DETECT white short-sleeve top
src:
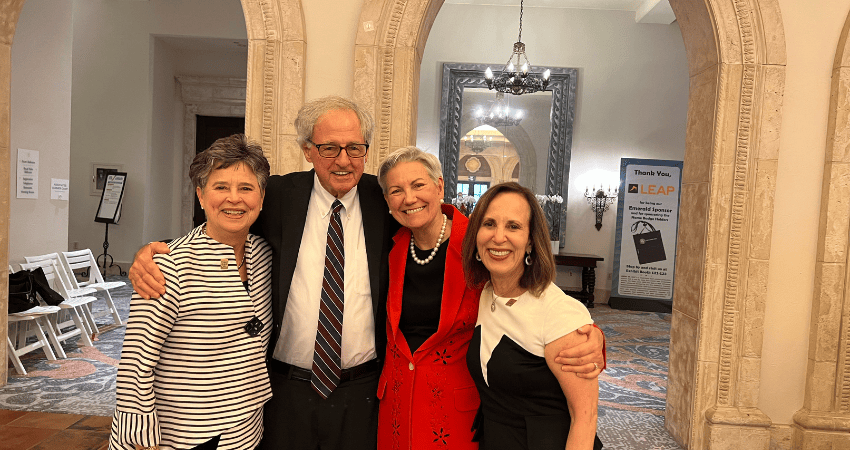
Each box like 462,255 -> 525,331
476,281 -> 593,384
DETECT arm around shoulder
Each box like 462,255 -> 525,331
128,242 -> 171,299
545,331 -> 599,450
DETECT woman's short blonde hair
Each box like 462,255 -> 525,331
377,146 -> 443,194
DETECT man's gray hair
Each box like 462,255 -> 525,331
294,96 -> 374,147
189,134 -> 270,191
377,146 -> 443,194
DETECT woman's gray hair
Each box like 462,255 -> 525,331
189,134 -> 270,191
294,96 -> 374,147
377,146 -> 443,194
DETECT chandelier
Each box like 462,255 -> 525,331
473,92 -> 524,128
485,0 -> 550,96
462,134 -> 493,153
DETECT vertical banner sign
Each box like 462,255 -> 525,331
611,158 -> 683,307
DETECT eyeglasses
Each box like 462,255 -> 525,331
307,140 -> 369,159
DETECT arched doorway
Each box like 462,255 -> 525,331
351,1 -> 786,448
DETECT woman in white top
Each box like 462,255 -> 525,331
110,134 -> 273,450
461,182 -> 603,450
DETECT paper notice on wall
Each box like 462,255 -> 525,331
51,178 -> 69,200
17,149 -> 39,199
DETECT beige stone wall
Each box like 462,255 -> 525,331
0,0 -> 26,387
791,8 -> 850,448
242,0 -> 306,176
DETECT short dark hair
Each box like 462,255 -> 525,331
462,182 -> 555,297
189,134 -> 270,191
294,96 -> 374,148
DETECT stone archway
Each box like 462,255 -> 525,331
0,0 -> 306,385
793,10 -> 850,447
353,1 -> 786,449
240,0 -> 306,175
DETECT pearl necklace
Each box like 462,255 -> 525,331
410,213 -> 447,265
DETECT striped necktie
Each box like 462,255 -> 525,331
311,199 -> 345,399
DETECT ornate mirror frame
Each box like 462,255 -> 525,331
438,62 -> 578,243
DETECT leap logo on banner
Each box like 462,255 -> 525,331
628,183 -> 675,195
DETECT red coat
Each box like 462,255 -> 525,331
377,205 -> 482,450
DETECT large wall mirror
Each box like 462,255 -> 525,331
439,63 -> 577,243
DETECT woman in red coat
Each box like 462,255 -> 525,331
376,147 -> 481,449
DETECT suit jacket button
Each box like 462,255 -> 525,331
408,362 -> 414,370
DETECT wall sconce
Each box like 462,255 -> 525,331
585,185 -> 618,231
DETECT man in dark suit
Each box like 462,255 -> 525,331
250,97 -> 392,449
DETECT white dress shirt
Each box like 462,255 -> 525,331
272,174 -> 377,369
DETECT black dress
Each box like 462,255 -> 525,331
466,283 -> 604,450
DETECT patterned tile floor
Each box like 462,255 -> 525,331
2,277 -> 684,449
0,410 -> 110,450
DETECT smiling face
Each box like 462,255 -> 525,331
475,192 -> 532,290
197,163 -> 264,244
303,109 -> 366,198
384,161 -> 445,233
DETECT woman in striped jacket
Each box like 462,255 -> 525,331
110,135 -> 272,450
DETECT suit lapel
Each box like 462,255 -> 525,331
274,171 -> 313,325
359,175 -> 387,319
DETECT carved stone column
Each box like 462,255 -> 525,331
665,0 -> 785,449
792,10 -> 850,449
354,0 -> 435,174
0,0 -> 27,388
241,0 -> 306,175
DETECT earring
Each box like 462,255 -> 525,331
475,252 -> 482,261
440,198 -> 444,204
525,252 -> 532,266
389,209 -> 392,214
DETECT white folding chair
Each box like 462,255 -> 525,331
7,264 -> 64,375
7,306 -> 62,376
25,253 -> 98,299
20,260 -> 97,352
60,249 -> 124,327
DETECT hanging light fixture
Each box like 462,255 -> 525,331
473,92 -> 524,128
462,134 -> 493,153
485,0 -> 550,96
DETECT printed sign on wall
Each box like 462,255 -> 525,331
611,158 -> 683,302
17,148 -> 39,199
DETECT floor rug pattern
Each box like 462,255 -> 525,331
2,278 -> 682,449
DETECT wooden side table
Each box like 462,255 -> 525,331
552,252 -> 604,308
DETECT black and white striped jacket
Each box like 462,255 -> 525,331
110,225 -> 273,449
